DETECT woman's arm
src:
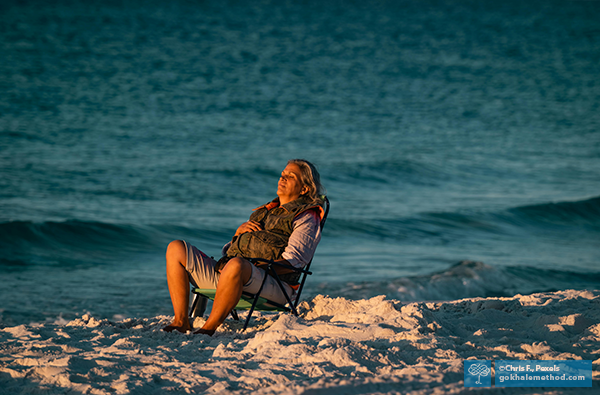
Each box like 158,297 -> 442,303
281,210 -> 322,268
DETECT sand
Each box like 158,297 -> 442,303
1,290 -> 598,394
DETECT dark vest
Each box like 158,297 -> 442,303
226,196 -> 322,284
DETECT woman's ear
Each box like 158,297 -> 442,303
301,185 -> 309,195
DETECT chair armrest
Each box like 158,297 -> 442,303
247,257 -> 313,275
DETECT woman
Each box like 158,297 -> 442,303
163,159 -> 326,335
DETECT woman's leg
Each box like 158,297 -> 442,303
195,257 -> 253,335
163,240 -> 192,333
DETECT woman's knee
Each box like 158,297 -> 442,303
222,257 -> 244,273
166,240 -> 186,264
221,257 -> 252,282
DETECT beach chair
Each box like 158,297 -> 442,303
189,196 -> 329,331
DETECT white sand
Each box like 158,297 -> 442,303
1,290 -> 599,394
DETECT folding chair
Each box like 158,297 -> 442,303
189,196 -> 330,331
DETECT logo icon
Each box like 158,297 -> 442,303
464,360 -> 491,387
469,363 -> 491,384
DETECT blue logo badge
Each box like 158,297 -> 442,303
464,360 -> 492,387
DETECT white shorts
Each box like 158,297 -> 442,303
182,240 -> 294,306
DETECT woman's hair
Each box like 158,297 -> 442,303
288,159 -> 326,202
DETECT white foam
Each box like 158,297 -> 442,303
1,290 -> 598,394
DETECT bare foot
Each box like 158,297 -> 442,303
162,323 -> 191,333
193,328 -> 215,336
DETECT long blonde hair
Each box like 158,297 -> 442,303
288,159 -> 326,202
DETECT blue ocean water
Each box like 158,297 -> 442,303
1,0 -> 599,326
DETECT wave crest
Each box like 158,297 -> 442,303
327,195 -> 600,241
0,220 -> 231,270
508,196 -> 600,227
315,260 -> 600,302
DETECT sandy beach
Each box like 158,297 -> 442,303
1,289 -> 598,394
2,0 -> 600,393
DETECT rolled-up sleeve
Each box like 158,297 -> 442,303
282,210 -> 322,269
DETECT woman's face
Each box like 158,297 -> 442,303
277,163 -> 308,204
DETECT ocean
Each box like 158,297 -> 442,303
1,0 -> 599,327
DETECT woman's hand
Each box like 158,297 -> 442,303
234,220 -> 263,236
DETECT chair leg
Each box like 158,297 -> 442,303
270,269 -> 299,316
243,271 -> 270,331
189,294 -> 198,318
230,310 -> 240,321
189,294 -> 208,318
